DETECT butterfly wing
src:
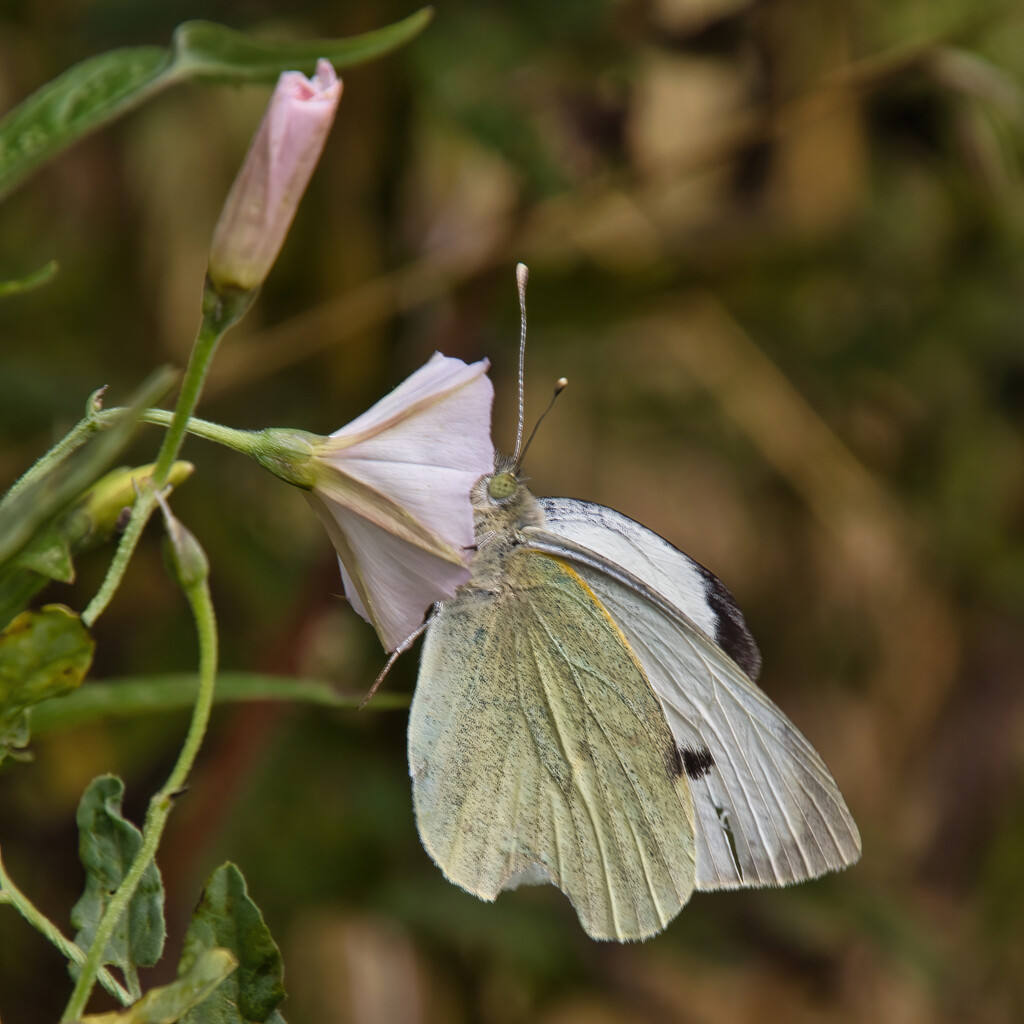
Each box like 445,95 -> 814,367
528,498 -> 861,890
409,548 -> 697,941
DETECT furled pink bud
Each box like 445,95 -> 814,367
303,353 -> 494,652
208,59 -> 342,293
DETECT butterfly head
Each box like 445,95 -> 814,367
487,470 -> 518,501
471,458 -> 543,541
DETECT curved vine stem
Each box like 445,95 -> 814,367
0,844 -> 131,1006
62,554 -> 219,1020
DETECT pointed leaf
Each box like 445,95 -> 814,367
71,775 -> 166,976
82,948 -> 238,1024
179,863 -> 285,1023
169,9 -> 433,83
0,604 -> 93,761
0,47 -> 170,200
8,525 -> 75,582
0,11 -> 432,201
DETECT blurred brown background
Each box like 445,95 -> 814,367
1,0 -> 1023,1021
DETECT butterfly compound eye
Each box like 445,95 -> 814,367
487,471 -> 517,501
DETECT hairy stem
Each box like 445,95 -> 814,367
94,407 -> 265,457
62,573 -> 219,1020
0,844 -> 131,1006
82,284 -> 252,628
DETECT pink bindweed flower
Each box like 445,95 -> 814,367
302,352 -> 494,652
208,59 -> 342,293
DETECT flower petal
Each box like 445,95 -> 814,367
316,352 -> 494,556
307,492 -> 472,651
307,352 -> 494,651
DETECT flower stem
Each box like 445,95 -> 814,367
0,413 -> 98,515
82,284 -> 253,628
61,572 -> 219,1021
0,844 -> 131,1006
152,286 -> 253,485
95,407 -> 266,457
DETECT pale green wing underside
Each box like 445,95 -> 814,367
409,552 -> 697,941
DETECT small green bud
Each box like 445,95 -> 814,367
161,511 -> 209,591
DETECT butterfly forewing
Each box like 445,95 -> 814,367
527,499 -> 862,890
410,548 -> 697,941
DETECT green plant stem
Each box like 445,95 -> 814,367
62,573 -> 219,1021
0,844 -> 131,1006
82,284 -> 253,628
0,370 -> 176,573
95,407 -> 265,457
152,288 -> 251,484
0,413 -> 98,515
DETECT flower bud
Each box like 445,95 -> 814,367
208,59 -> 342,294
158,501 -> 209,591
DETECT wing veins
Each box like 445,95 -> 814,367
520,618 -> 615,931
526,587 -> 682,893
432,620 -> 505,884
700,659 -> 780,877
623,810 -> 671,929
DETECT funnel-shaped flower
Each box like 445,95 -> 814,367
208,59 -> 342,294
304,353 -> 493,651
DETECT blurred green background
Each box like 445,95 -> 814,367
2,0 -> 1024,1020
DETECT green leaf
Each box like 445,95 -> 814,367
71,775 -> 166,980
168,9 -> 435,83
179,863 -> 285,1024
0,570 -> 50,641
0,47 -> 170,200
28,671 -> 409,735
0,259 -> 58,297
82,948 -> 238,1024
0,10 -> 433,201
0,604 -> 93,762
8,524 -> 75,582
0,367 -> 177,572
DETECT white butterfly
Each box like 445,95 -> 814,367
406,269 -> 861,942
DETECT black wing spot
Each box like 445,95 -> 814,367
695,564 -> 762,680
665,743 -> 685,780
681,745 -> 715,780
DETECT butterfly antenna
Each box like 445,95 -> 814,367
516,377 -> 568,471
512,262 -> 529,462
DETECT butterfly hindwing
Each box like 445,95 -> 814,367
409,547 -> 697,941
528,498 -> 862,890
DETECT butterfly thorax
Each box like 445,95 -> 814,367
463,465 -> 545,595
